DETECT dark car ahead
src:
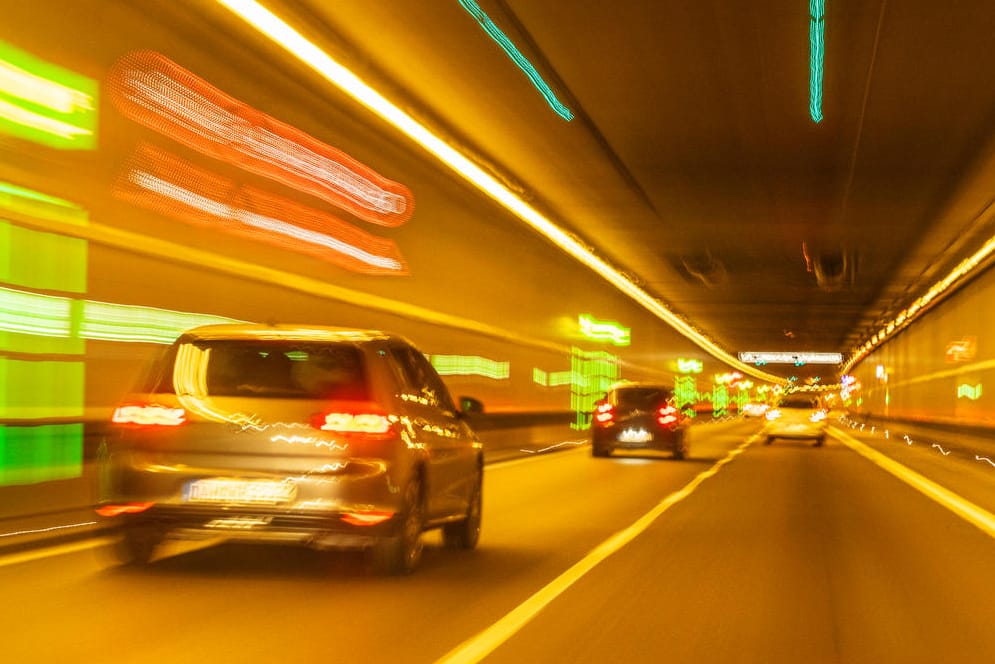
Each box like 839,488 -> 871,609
591,382 -> 690,459
98,324 -> 484,574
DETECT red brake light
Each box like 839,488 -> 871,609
96,502 -> 155,517
314,401 -> 393,435
341,511 -> 394,526
112,404 -> 186,426
594,402 -> 614,425
657,404 -> 678,426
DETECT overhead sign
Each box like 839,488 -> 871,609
738,351 -> 842,365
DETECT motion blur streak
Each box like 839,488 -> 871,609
115,144 -> 407,274
831,427 -> 995,538
435,436 -> 756,664
0,38 -> 97,149
107,50 -> 413,226
214,0 -> 784,385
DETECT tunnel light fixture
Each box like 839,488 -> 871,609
739,351 -> 842,365
457,0 -> 573,121
215,0 -> 784,384
809,0 -> 825,123
844,231 -> 995,372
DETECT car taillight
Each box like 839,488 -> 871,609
594,402 -> 614,425
341,510 -> 394,526
112,404 -> 186,426
95,502 -> 155,517
810,410 -> 827,422
657,405 -> 678,426
314,402 -> 394,435
765,409 -> 781,420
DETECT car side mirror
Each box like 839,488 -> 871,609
459,396 -> 484,416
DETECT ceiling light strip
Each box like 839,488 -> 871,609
809,0 -> 825,123
843,233 -> 995,373
457,0 -> 573,121
214,0 -> 782,384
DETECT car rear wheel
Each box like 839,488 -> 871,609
443,472 -> 482,550
673,432 -> 688,460
592,440 -> 612,457
372,476 -> 424,575
764,436 -> 774,445
113,525 -> 160,566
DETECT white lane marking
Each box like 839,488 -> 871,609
487,445 -> 587,470
521,439 -> 588,454
831,427 -> 995,539
977,456 -> 995,468
932,444 -> 951,456
436,435 -> 759,664
0,520 -> 98,539
0,536 -> 116,569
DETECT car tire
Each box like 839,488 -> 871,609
814,435 -> 826,447
764,436 -> 774,445
672,432 -> 688,460
592,444 -> 611,457
113,525 -> 160,566
443,471 -> 482,550
372,476 -> 424,575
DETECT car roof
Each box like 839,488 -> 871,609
179,323 -> 396,343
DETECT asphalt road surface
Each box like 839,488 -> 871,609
3,418 -> 994,663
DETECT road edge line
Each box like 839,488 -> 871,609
830,425 -> 995,539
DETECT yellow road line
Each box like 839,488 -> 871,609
830,426 -> 995,539
436,434 -> 760,663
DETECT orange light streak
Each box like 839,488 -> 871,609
107,50 -> 414,226
114,143 -> 407,275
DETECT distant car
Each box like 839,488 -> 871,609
763,393 -> 827,446
591,382 -> 690,459
97,324 -> 484,575
741,402 -> 770,418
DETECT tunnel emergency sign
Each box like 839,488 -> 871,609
738,351 -> 842,365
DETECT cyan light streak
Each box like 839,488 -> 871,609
458,0 -> 573,121
809,0 -> 825,122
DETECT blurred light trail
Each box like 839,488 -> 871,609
213,0 -> 784,384
115,144 -> 407,274
0,38 -> 97,149
457,0 -> 574,121
107,50 -> 413,226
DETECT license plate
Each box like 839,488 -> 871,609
617,428 -> 653,443
185,479 -> 296,505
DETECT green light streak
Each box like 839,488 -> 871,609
458,0 -> 574,121
430,354 -> 510,379
958,383 -> 982,400
0,424 -> 83,486
0,38 -> 98,149
0,286 -> 242,345
578,314 -> 631,346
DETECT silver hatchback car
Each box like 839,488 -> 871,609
97,324 -> 484,574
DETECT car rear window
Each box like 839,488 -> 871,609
613,387 -> 672,409
146,340 -> 370,400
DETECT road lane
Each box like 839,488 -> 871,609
474,430 -> 995,663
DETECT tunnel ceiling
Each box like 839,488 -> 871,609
252,0 -> 995,379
